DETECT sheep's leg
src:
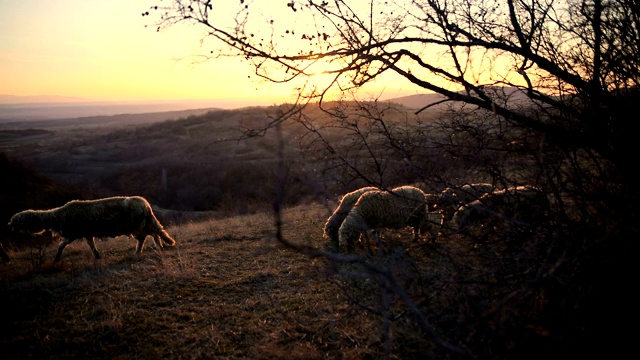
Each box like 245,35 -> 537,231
438,211 -> 455,236
134,235 -> 147,254
420,214 -> 441,243
151,235 -> 164,250
435,212 -> 445,238
84,237 -> 101,259
54,238 -> 75,262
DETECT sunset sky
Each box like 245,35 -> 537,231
0,0 -> 418,108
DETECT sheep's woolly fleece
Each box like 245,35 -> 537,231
323,186 -> 378,245
338,185 -> 430,250
433,183 -> 495,219
8,196 -> 176,262
452,185 -> 548,231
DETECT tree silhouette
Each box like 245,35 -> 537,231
145,0 -> 638,196
144,1 -> 638,358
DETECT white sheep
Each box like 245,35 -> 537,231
323,186 -> 378,246
8,195 -> 176,262
452,185 -> 548,236
338,185 -> 432,251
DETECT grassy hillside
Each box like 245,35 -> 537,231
0,199 -> 572,359
0,203 -> 436,359
0,102 -> 435,213
0,100 -> 629,359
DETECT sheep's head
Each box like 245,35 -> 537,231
424,193 -> 442,212
8,211 -> 47,236
338,213 -> 367,251
323,216 -> 343,244
323,224 -> 340,244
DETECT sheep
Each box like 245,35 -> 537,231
8,196 -> 176,262
434,183 -> 496,222
425,183 -> 495,239
451,185 -> 549,241
338,185 -> 432,251
323,186 -> 378,246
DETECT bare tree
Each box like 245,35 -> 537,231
144,1 -> 638,358
144,0 -> 639,218
144,1 -> 637,173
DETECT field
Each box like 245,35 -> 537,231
0,100 -> 628,359
1,201 -> 471,359
0,105 -> 450,358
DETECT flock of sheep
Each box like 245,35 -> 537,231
323,183 -> 549,252
4,183 -> 548,263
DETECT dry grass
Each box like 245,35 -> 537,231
0,200 -> 604,359
0,99 -> 630,359
0,203 -> 439,359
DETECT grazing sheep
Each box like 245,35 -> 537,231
8,196 -> 176,262
424,183 -> 495,239
452,185 -> 549,237
323,186 -> 378,246
338,185 -> 432,251
434,183 -> 496,222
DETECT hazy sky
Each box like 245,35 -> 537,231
0,1 -> 418,107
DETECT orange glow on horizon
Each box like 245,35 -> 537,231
0,1 -> 434,107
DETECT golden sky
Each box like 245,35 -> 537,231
0,0 -> 419,108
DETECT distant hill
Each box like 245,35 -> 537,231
1,87 -> 532,121
0,107 -> 224,130
384,87 -> 533,110
0,98 -> 231,121
0,94 -> 87,104
384,93 -> 448,110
